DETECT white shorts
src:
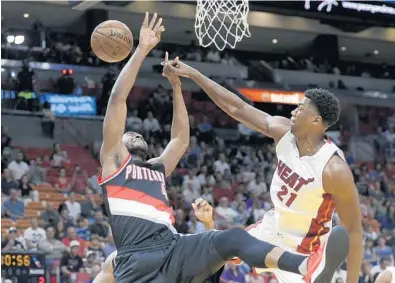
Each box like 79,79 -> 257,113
246,210 -> 306,283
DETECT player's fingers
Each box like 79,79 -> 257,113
165,51 -> 169,63
195,197 -> 203,204
142,12 -> 149,28
149,13 -> 157,29
191,203 -> 197,211
154,17 -> 163,31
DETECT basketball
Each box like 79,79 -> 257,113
91,20 -> 133,63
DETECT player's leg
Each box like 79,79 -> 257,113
212,226 -> 349,283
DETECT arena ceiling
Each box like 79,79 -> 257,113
2,1 -> 395,64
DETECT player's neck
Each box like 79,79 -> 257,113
294,134 -> 325,157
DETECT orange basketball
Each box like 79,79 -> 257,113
91,20 -> 133,63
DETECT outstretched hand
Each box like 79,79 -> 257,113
162,52 -> 181,85
192,198 -> 214,224
161,56 -> 196,78
139,12 -> 165,51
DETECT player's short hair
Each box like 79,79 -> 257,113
304,88 -> 340,127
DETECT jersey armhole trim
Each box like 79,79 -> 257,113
98,154 -> 132,185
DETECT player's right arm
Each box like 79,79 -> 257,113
100,13 -> 165,163
164,59 -> 290,143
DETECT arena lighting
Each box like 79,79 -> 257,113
272,39 -> 278,44
341,46 -> 347,51
23,13 -> 29,18
374,50 -> 379,55
238,88 -> 304,105
14,35 -> 25,45
69,69 -> 73,75
62,69 -> 67,75
6,35 -> 14,43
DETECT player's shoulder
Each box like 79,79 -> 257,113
323,154 -> 354,194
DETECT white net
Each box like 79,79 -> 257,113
195,0 -> 251,51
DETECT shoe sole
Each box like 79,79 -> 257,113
312,226 -> 350,283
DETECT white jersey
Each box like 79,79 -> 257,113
269,131 -> 345,254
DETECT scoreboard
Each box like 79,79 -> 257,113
1,252 -> 46,283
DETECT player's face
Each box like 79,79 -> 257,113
290,98 -> 322,135
122,132 -> 148,153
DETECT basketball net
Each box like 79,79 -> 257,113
195,0 -> 251,51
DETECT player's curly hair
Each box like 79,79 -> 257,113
304,88 -> 340,127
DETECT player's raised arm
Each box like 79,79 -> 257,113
100,13 -> 164,162
323,155 -> 363,283
164,59 -> 290,143
148,53 -> 189,176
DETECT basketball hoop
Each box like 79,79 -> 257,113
194,0 -> 251,51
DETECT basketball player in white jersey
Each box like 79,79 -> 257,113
376,267 -> 395,283
164,59 -> 363,283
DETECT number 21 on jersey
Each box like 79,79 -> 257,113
277,185 -> 298,207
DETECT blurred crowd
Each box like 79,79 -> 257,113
1,23 -> 395,283
2,89 -> 395,282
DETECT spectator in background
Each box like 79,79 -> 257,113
221,263 -> 246,283
152,84 -> 169,105
89,210 -> 109,239
87,234 -> 104,260
2,227 -> 25,251
28,157 -> 47,185
38,226 -> 67,260
84,251 -> 97,274
214,153 -> 230,174
19,174 -> 36,199
1,168 -> 18,195
374,237 -> 394,264
41,202 -> 60,228
71,165 -> 88,194
76,217 -> 91,241
59,206 -> 75,232
8,151 -> 29,181
88,167 -> 101,194
56,69 -> 75,94
215,197 -> 238,227
126,109 -> 143,133
17,61 -> 35,92
3,188 -> 25,220
198,116 -> 213,143
62,227 -> 86,256
24,218 -> 46,250
247,174 -> 268,196
65,192 -> 81,221
51,143 -> 69,168
41,102 -> 55,139
143,111 -> 161,134
60,240 -> 84,283
80,189 -> 98,218
54,168 -> 71,193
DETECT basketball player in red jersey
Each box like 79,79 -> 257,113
164,59 -> 363,283
99,12 -> 350,283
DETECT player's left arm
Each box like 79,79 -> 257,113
323,155 -> 363,283
148,53 -> 189,177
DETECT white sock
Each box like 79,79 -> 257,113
298,257 -> 308,276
